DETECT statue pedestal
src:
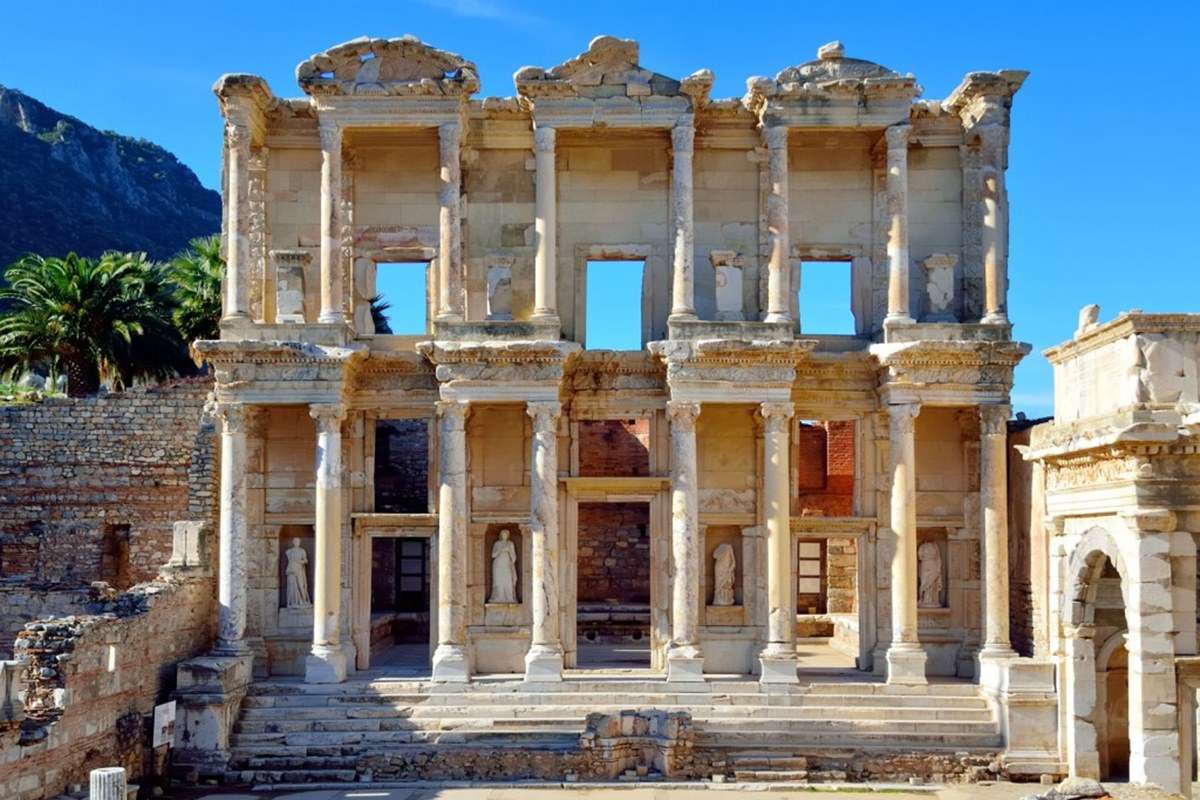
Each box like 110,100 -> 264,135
277,606 -> 313,632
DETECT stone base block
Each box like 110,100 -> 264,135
758,648 -> 799,685
524,644 -> 564,683
666,648 -> 705,684
885,642 -> 928,685
173,652 -> 254,777
976,644 -> 1017,694
305,645 -> 348,684
431,643 -> 470,683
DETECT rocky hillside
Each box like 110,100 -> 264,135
0,85 -> 220,266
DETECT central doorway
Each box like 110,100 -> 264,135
575,501 -> 652,668
368,535 -> 432,676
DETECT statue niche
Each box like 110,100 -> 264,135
917,540 -> 945,608
712,543 -> 736,607
488,529 -> 519,605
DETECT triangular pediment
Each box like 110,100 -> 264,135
296,35 -> 479,97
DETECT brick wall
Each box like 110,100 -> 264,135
796,420 -> 855,515
578,419 -> 651,477
0,378 -> 215,588
577,503 -> 650,604
1,575 -> 215,800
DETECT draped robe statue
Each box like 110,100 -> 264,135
712,542 -> 737,607
489,530 -> 518,604
917,541 -> 944,608
284,538 -> 311,609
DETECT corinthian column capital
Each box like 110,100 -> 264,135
884,123 -> 911,152
758,401 -> 794,433
436,399 -> 470,429
218,403 -> 259,434
309,403 -> 346,433
533,124 -> 556,153
888,402 -> 920,436
666,400 -> 701,431
527,400 -> 561,431
764,125 -> 788,151
671,122 -> 695,153
979,404 -> 1011,436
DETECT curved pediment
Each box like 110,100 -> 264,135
514,35 -> 712,106
296,35 -> 479,97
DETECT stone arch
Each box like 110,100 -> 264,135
1063,525 -> 1129,628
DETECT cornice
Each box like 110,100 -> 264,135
1044,312 -> 1200,364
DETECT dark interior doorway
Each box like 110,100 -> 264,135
576,502 -> 651,668
369,536 -> 431,675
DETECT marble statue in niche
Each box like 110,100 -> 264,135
284,538 -> 312,609
712,542 -> 736,606
489,530 -> 518,604
917,541 -> 944,608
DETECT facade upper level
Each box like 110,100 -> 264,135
211,35 -> 1027,354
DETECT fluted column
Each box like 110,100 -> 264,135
670,123 -> 697,321
318,122 -> 345,324
437,123 -> 464,323
532,125 -> 558,323
759,401 -> 798,684
214,403 -> 253,655
763,126 -> 791,324
884,124 -> 914,325
886,402 -> 926,685
666,401 -> 704,682
977,404 -> 1016,686
222,121 -> 251,322
979,125 -> 1009,324
306,403 -> 348,683
432,400 -> 470,682
525,401 -> 564,681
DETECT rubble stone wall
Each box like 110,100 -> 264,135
0,379 -> 216,588
0,587 -> 89,660
577,502 -> 651,605
0,575 -> 215,800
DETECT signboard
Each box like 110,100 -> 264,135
152,701 -> 176,748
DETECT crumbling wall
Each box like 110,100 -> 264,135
0,587 -> 89,660
0,575 -> 215,800
0,378 -> 216,588
577,503 -> 650,604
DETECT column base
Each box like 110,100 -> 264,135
667,311 -> 698,324
885,642 -> 928,685
976,643 -> 1018,693
666,645 -> 705,683
758,645 -> 799,685
431,643 -> 470,683
762,312 -> 791,325
981,312 -> 1010,325
305,644 -> 348,684
524,643 -> 564,683
212,637 -> 250,657
883,313 -> 915,326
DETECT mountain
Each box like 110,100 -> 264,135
0,85 -> 221,266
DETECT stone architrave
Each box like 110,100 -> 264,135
666,400 -> 704,682
886,402 -> 927,685
712,543 -> 736,607
306,403 -> 348,683
489,530 -> 518,604
525,400 -> 564,681
759,401 -> 799,684
433,400 -> 470,682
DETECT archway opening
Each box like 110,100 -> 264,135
1078,554 -> 1131,782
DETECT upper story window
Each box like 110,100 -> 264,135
584,259 -> 644,350
798,260 -> 855,335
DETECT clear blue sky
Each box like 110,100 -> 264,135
4,1 -> 1198,417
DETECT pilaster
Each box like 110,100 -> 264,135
525,400 -> 565,681
666,400 -> 704,682
432,399 -> 471,682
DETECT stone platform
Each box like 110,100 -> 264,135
223,675 -> 1003,787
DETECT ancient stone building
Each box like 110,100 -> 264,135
1018,309 -> 1200,796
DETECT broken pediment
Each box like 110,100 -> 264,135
296,35 -> 479,97
744,40 -> 921,118
514,35 -> 712,107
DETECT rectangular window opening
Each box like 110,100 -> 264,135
373,262 -> 428,335
585,260 -> 644,350
799,260 -> 855,335
374,419 -> 430,513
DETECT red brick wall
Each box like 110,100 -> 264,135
578,419 -> 650,477
576,503 -> 650,603
796,420 -> 855,515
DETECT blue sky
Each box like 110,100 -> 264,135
4,1 -> 1198,416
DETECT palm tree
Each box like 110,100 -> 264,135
168,234 -> 224,343
0,252 -> 186,397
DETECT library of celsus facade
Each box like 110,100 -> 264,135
174,33 -> 1066,784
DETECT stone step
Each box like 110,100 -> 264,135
803,682 -> 981,696
696,729 -> 1002,748
231,726 -> 585,748
224,768 -> 358,784
734,770 -> 811,782
407,703 -> 993,720
729,755 -> 810,770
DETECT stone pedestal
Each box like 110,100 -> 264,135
885,642 -> 928,686
173,654 -> 254,777
305,643 -> 348,684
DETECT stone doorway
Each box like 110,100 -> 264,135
1097,631 -> 1130,780
366,534 -> 434,676
575,501 -> 652,668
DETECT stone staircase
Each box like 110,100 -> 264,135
225,677 -> 1003,786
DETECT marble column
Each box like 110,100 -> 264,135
759,401 -> 798,684
525,401 -> 564,681
670,123 -> 697,321
432,400 -> 470,682
214,403 -> 253,655
978,403 -> 1017,687
531,125 -> 558,323
884,124 -> 914,326
886,402 -> 926,684
666,401 -> 704,682
763,126 -> 791,324
318,122 -> 344,324
222,121 -> 251,322
978,125 -> 1009,325
306,403 -> 348,683
437,123 -> 464,323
